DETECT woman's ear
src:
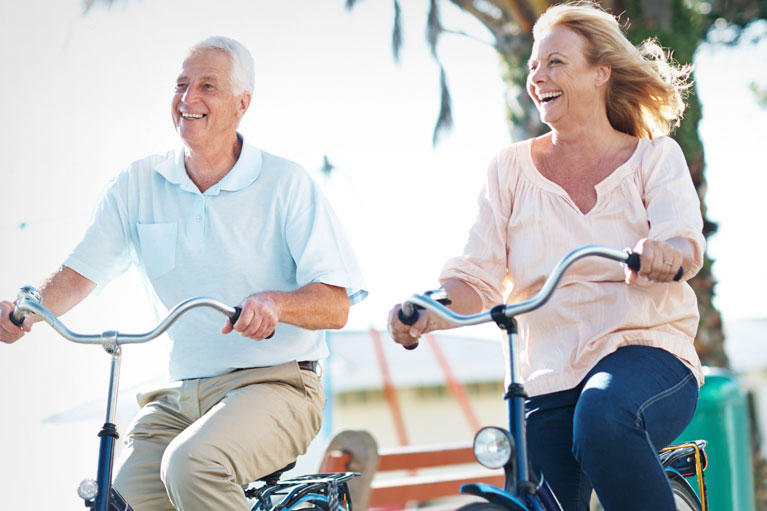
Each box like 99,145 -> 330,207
595,64 -> 611,87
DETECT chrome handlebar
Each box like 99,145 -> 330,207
12,290 -> 238,345
401,245 -> 636,328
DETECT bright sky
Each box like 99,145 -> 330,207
0,0 -> 765,508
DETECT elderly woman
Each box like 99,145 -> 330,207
387,3 -> 704,511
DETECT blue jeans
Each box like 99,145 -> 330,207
525,345 -> 699,511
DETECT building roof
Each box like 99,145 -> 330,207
326,329 -> 505,393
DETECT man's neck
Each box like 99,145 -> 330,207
183,135 -> 243,193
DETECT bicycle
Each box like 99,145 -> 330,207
396,245 -> 709,511
9,288 -> 357,511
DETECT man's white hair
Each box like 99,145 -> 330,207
188,36 -> 255,96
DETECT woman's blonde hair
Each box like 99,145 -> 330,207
532,2 -> 693,138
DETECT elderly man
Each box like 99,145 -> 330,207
0,36 -> 366,510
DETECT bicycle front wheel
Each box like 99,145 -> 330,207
590,477 -> 702,511
455,502 -> 529,511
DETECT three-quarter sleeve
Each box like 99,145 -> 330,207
439,154 -> 511,309
642,138 -> 706,280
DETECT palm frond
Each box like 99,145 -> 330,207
432,64 -> 453,145
426,0 -> 443,57
750,81 -> 767,109
345,0 -> 364,10
82,0 -> 117,14
392,0 -> 403,61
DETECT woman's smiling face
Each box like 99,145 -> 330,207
526,26 -> 608,130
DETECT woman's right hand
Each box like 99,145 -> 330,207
387,303 -> 450,348
388,280 -> 483,348
0,301 -> 30,344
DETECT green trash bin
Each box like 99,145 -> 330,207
675,367 -> 755,511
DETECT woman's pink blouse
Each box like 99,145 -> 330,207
440,136 -> 705,397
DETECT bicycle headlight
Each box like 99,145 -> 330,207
77,478 -> 99,501
473,426 -> 514,469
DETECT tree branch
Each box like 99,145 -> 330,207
448,0 -> 507,36
448,0 -> 535,58
498,0 -> 538,33
441,28 -> 497,48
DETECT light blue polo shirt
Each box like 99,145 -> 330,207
65,136 -> 367,380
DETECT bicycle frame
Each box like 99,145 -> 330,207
401,245 -> 704,511
459,313 -> 563,511
12,292 -> 358,511
13,293 -> 238,511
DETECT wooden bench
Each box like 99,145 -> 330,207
319,431 -> 504,511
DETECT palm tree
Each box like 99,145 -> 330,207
346,0 -> 765,369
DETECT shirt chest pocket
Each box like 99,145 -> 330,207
137,222 -> 177,278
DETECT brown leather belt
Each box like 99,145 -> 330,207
297,360 -> 318,373
230,361 -> 318,376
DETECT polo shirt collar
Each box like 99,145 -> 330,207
154,133 -> 263,195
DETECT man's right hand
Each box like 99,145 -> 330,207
0,301 -> 31,344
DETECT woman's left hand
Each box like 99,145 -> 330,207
626,238 -> 686,284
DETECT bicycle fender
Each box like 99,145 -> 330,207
460,483 -> 529,511
664,467 -> 700,495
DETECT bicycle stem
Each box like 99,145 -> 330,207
104,339 -> 122,425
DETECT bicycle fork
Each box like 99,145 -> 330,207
78,334 -> 132,510
459,311 -> 564,511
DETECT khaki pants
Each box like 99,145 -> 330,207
113,361 -> 325,511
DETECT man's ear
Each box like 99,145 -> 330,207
238,92 -> 252,117
595,64 -> 611,87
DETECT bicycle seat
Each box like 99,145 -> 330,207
258,461 -> 297,485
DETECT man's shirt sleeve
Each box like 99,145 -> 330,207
284,173 -> 367,305
64,178 -> 134,286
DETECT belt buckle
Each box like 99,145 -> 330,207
298,360 -> 317,373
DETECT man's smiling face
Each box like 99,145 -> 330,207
171,49 -> 249,149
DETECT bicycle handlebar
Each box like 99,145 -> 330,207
9,291 -> 273,345
398,245 -> 683,341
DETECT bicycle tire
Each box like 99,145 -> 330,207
669,477 -> 702,511
590,477 -> 702,511
455,501 -> 529,511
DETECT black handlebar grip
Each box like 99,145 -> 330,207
398,306 -> 420,326
230,306 -> 275,339
626,252 -> 684,282
8,310 -> 24,328
398,306 -> 420,350
230,306 -> 242,326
